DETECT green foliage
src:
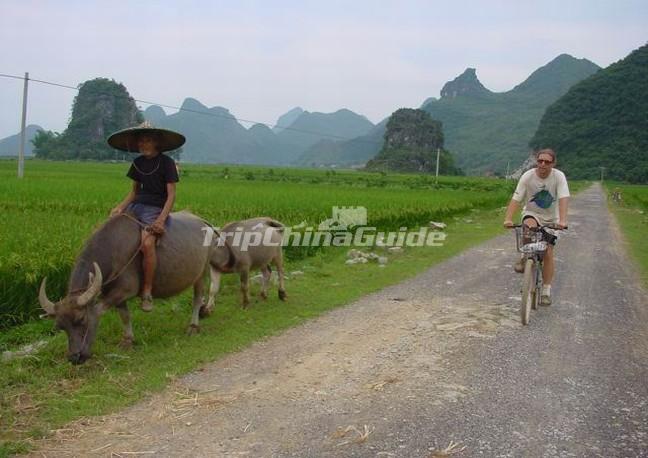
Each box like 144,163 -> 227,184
366,109 -> 462,175
33,78 -> 143,160
30,130 -> 58,156
531,45 -> 648,182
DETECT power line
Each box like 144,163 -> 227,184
0,72 -> 382,146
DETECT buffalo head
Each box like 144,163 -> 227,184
39,262 -> 104,364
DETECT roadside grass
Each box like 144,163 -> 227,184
607,184 -> 648,287
0,206 -> 507,455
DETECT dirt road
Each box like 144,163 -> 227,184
34,184 -> 648,457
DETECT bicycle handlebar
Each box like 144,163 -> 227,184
507,223 -> 568,230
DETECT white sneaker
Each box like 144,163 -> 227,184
540,287 -> 551,306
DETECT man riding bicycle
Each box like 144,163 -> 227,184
503,148 -> 570,306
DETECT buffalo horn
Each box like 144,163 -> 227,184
39,277 -> 56,317
77,262 -> 103,306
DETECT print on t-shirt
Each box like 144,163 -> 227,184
530,186 -> 555,209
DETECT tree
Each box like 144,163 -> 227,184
366,108 -> 462,175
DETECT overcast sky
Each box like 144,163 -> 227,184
0,0 -> 646,138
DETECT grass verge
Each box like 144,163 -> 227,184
0,207 -> 508,455
607,185 -> 648,287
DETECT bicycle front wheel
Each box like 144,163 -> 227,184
520,259 -> 534,325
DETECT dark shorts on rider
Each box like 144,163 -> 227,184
126,203 -> 162,226
522,214 -> 558,246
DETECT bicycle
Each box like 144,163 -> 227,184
509,223 -> 566,325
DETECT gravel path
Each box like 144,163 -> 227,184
33,183 -> 648,457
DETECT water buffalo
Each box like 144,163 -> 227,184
39,211 -> 214,364
202,217 -> 287,313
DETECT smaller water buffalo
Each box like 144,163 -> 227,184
201,217 -> 287,314
39,211 -> 213,364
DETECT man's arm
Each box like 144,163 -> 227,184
503,199 -> 521,227
111,181 -> 138,216
558,197 -> 569,228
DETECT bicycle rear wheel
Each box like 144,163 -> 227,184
520,259 -> 534,325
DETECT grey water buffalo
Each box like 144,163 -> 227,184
39,211 -> 214,364
201,217 -> 287,314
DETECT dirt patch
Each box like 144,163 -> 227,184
28,287 -> 519,456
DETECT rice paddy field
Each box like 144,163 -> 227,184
0,159 -> 514,331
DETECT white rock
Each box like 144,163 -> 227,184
429,221 -> 447,230
388,247 -> 402,252
291,270 -> 304,277
347,249 -> 362,259
1,340 -> 48,362
378,256 -> 388,265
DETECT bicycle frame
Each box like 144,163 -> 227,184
508,223 -> 566,325
511,225 -> 550,324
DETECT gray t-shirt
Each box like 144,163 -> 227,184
512,168 -> 570,224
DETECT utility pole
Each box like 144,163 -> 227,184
505,161 -> 510,181
599,166 -> 605,182
18,72 -> 29,178
435,147 -> 440,184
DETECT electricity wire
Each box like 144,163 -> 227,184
0,72 -> 382,145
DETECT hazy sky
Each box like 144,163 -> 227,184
1,0 -> 646,138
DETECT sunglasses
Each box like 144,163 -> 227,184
537,159 -> 554,165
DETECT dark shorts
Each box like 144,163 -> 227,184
126,203 -> 162,226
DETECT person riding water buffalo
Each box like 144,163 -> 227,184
108,122 -> 184,312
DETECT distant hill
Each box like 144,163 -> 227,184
273,107 -> 304,133
296,54 -> 599,171
530,44 -> 648,183
0,125 -> 43,156
146,98 -> 263,164
295,120 -> 387,167
144,100 -> 374,165
143,105 -> 167,124
421,54 -> 601,174
276,109 -> 374,163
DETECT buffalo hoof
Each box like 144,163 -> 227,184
119,337 -> 134,350
241,300 -> 250,309
199,305 -> 213,319
259,291 -> 268,301
186,324 -> 200,336
278,289 -> 288,301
